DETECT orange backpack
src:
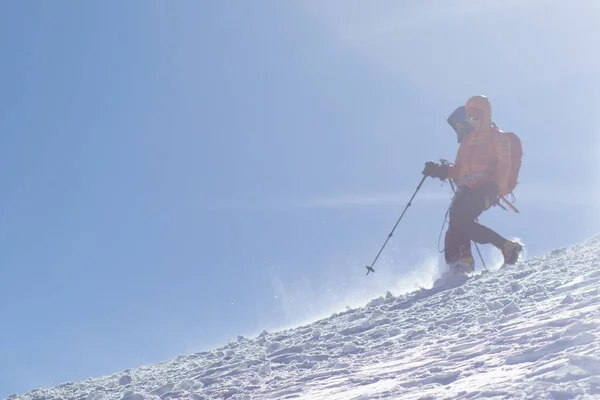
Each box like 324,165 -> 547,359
499,131 -> 523,199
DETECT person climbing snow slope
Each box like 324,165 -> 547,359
422,95 -> 524,274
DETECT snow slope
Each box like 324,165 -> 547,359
8,236 -> 600,400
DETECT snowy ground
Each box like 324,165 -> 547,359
8,236 -> 600,400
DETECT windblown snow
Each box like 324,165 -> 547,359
8,236 -> 600,400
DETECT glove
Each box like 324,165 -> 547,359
422,161 -> 449,180
422,161 -> 439,177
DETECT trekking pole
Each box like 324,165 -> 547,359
447,180 -> 488,272
365,175 -> 428,275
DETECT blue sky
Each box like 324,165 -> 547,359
1,0 -> 599,396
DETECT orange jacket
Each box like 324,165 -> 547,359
448,96 -> 512,194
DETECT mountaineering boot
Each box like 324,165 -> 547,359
502,240 -> 523,265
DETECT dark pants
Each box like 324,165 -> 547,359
444,182 -> 506,263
